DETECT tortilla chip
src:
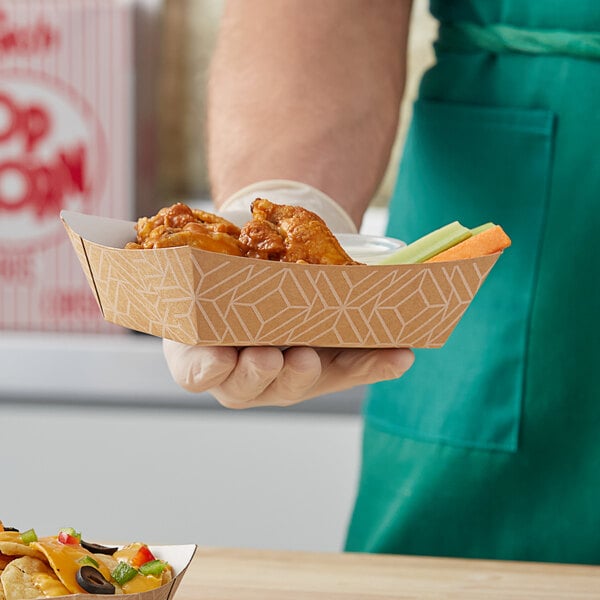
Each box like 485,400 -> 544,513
91,552 -> 118,574
31,538 -> 111,595
0,556 -> 69,599
0,534 -> 45,562
91,554 -> 123,594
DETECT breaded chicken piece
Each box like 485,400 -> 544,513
126,202 -> 243,255
239,199 -> 359,265
125,199 -> 361,265
237,219 -> 286,261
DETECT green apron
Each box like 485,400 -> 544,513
345,1 -> 600,564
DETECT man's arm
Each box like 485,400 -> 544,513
207,0 -> 412,227
162,1 -> 416,408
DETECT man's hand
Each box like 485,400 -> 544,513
163,340 -> 414,408
171,0 -> 416,409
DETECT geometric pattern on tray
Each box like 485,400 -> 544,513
66,221 -> 500,348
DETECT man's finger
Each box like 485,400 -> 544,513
212,346 -> 285,408
163,339 -> 238,392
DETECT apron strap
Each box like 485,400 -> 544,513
436,22 -> 600,61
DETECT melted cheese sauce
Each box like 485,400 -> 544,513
31,538 -> 111,594
27,560 -> 70,597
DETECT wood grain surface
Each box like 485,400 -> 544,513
176,547 -> 600,599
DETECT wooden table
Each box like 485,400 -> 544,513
176,547 -> 600,599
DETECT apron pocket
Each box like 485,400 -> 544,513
365,99 -> 555,453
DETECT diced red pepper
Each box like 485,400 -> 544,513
131,545 -> 156,568
58,530 -> 80,545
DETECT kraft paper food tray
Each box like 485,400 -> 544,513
55,544 -> 196,600
61,210 -> 501,348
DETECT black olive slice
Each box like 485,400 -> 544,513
2,526 -> 19,532
76,566 -> 116,595
81,540 -> 119,555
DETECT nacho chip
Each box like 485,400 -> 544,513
31,538 -> 111,595
112,544 -> 172,594
0,556 -> 69,599
161,564 -> 173,586
90,552 -> 118,574
111,543 -> 144,565
121,573 -> 163,595
91,554 -> 123,594
0,520 -> 183,597
0,533 -> 45,562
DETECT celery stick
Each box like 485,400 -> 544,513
470,222 -> 495,236
379,221 -> 472,265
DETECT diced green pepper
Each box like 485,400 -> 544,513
78,556 -> 100,569
111,561 -> 138,585
20,529 -> 37,545
138,560 -> 167,577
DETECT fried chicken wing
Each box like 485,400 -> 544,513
238,219 -> 286,260
240,198 -> 359,265
125,199 -> 361,265
125,202 -> 243,255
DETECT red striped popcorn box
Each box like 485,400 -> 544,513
0,0 -> 160,332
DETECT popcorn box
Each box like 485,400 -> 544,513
0,0 -> 160,332
61,210 -> 502,348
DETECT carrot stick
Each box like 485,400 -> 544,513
426,225 -> 511,262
